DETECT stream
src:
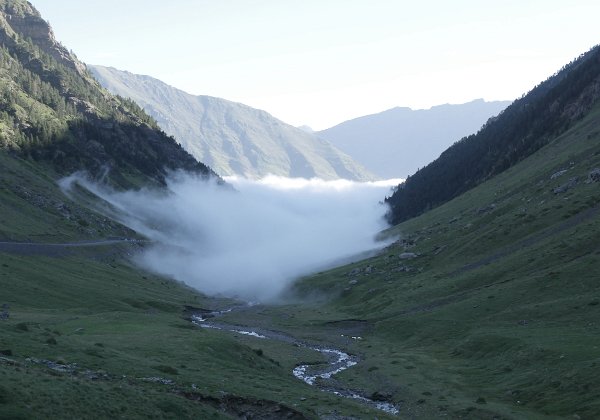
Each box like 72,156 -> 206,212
190,306 -> 400,416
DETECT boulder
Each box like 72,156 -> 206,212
348,268 -> 361,277
371,391 -> 393,401
550,169 -> 568,179
476,204 -> 496,214
552,177 -> 578,194
587,168 -> 600,183
399,252 -> 418,260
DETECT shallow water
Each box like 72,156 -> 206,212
190,309 -> 400,415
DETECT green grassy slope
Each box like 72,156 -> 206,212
223,101 -> 600,418
0,153 -> 134,242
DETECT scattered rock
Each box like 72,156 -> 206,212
448,216 -> 460,224
0,350 -> 12,356
139,376 -> 175,385
394,265 -> 414,272
553,177 -> 578,194
399,252 -> 418,260
348,279 -> 358,285
550,169 -> 568,180
364,265 -> 373,274
587,168 -> 600,183
371,391 -> 393,401
0,356 -> 19,366
432,245 -> 447,255
517,320 -> 529,326
26,358 -> 78,374
477,204 -> 496,214
0,311 -> 8,320
347,268 -> 361,277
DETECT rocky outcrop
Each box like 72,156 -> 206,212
587,168 -> 600,183
0,1 -> 86,76
552,177 -> 578,194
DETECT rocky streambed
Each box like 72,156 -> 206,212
189,306 -> 400,415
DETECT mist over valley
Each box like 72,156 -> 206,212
2,1 -> 600,418
60,173 -> 399,301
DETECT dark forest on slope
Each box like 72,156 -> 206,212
0,0 -> 214,188
386,44 -> 600,224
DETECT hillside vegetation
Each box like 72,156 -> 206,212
386,45 -> 600,224
0,0 -> 213,188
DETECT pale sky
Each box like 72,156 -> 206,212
29,0 -> 599,130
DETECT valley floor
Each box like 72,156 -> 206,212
2,105 -> 600,419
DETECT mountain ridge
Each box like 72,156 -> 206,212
89,65 -> 376,181
317,98 -> 511,178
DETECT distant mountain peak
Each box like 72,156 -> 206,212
318,99 -> 512,178
297,125 -> 314,133
89,65 -> 376,181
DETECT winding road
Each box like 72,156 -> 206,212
0,238 -> 145,256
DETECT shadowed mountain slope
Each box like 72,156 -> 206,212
0,0 -> 214,188
386,45 -> 600,224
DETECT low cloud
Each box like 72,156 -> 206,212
61,173 -> 399,302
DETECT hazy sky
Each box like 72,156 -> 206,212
30,0 -> 599,129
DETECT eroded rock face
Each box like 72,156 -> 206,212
2,1 -> 87,77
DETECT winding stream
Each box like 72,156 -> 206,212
190,307 -> 399,415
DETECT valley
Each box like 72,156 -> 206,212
1,1 -> 600,418
2,98 -> 599,418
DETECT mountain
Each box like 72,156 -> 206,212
0,0 -> 214,188
3,2 -> 600,418
317,99 -> 511,178
88,65 -> 375,181
386,44 -> 600,224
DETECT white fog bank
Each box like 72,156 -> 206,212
61,173 -> 401,301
